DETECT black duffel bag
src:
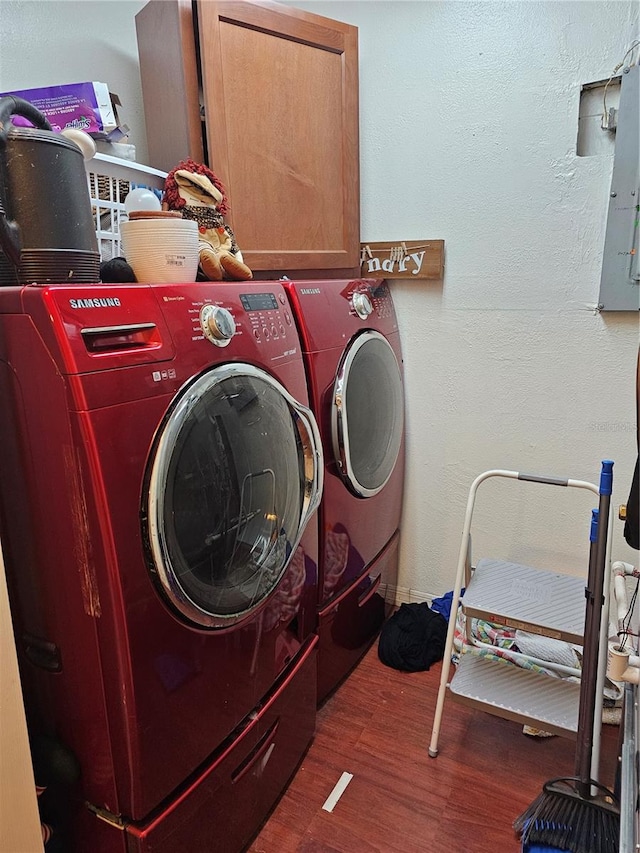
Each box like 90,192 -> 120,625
378,602 -> 447,672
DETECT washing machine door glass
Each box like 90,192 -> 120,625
144,363 -> 322,628
332,330 -> 404,498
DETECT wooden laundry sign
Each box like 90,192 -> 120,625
360,240 -> 444,280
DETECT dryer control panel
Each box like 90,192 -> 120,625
351,290 -> 373,320
367,282 -> 394,320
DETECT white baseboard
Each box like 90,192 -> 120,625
380,583 -> 433,607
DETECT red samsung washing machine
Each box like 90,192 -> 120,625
0,281 -> 323,852
282,279 -> 405,701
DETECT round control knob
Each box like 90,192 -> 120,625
352,291 -> 373,320
200,305 -> 236,347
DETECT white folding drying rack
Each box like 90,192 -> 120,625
428,468 -> 613,786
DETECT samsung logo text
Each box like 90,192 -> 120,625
69,297 -> 122,309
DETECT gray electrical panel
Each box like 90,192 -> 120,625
598,63 -> 639,311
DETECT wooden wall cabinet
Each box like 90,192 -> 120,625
136,0 -> 360,277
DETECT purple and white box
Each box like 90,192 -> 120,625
1,81 -> 127,140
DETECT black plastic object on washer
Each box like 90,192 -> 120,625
0,96 -> 100,284
378,602 -> 447,672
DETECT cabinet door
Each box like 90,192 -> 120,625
136,0 -> 360,276
136,0 -> 205,168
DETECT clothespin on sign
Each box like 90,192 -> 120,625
360,244 -> 373,265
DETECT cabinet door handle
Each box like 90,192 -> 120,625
231,719 -> 280,785
358,573 -> 382,608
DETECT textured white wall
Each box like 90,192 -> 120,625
0,1 -> 638,599
292,0 -> 640,596
0,0 -> 148,162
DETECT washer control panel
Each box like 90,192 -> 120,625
199,304 -> 236,347
239,291 -> 290,343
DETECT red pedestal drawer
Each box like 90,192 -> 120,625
76,638 -> 317,853
317,532 -> 399,704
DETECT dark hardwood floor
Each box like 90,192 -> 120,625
249,641 -> 620,853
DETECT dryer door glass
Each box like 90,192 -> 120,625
144,364 -> 321,628
332,331 -> 404,498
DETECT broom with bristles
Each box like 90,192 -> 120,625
514,460 -> 620,853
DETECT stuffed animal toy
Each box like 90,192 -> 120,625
162,159 -> 252,281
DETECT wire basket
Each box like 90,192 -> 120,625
85,153 -> 167,262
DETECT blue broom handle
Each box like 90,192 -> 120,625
599,459 -> 614,497
574,460 -> 613,796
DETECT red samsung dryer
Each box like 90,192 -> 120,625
0,281 -> 323,852
282,279 -> 405,701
